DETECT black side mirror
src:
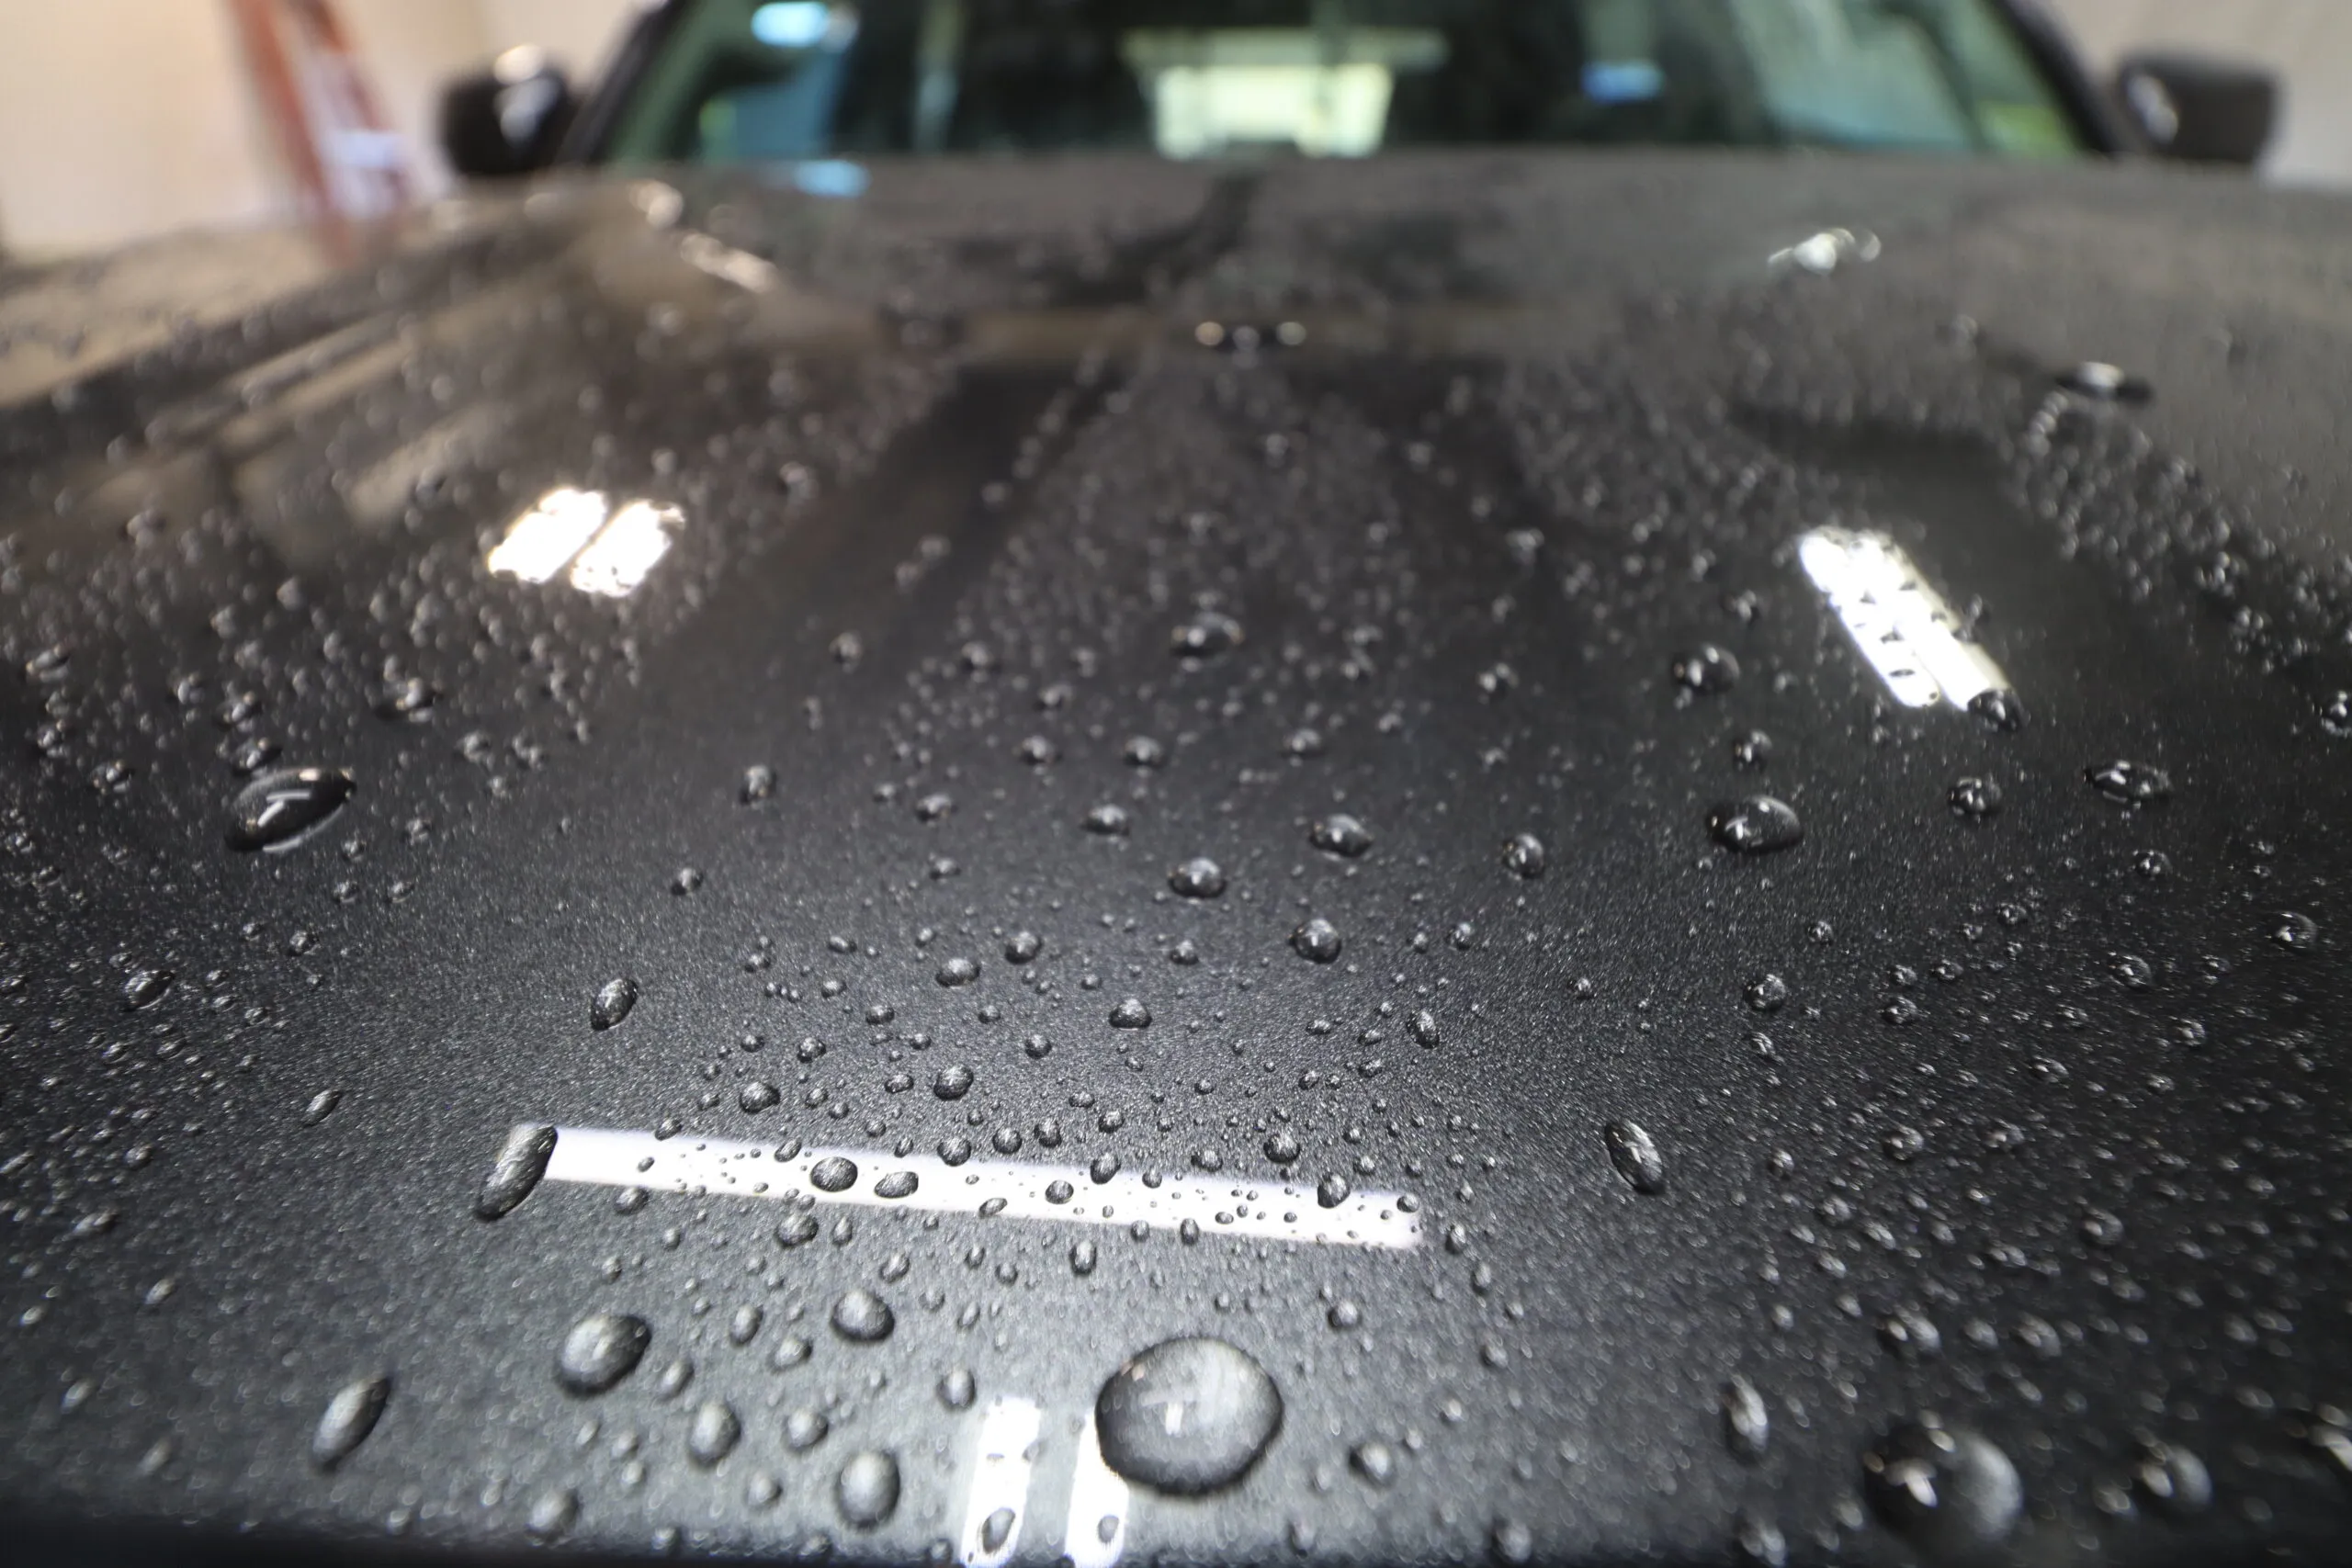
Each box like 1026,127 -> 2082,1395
439,46 -> 577,178
2114,52 -> 2277,166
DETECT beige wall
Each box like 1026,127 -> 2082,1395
0,0 -> 639,255
2044,0 -> 2352,186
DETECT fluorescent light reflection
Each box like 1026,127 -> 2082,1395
1797,525 -> 2009,712
487,489 -> 682,599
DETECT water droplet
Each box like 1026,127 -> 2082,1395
1603,1121 -> 1666,1194
834,1450 -> 901,1529
1170,857 -> 1227,897
1734,1511 -> 1788,1566
980,1506 -> 1017,1551
1292,919 -> 1342,964
1745,974 -> 1789,1013
1948,777 -> 2002,819
830,1289 -> 895,1343
1018,735 -> 1059,766
1968,689 -> 2027,733
938,1368 -> 977,1410
1170,612 -> 1243,658
311,1375 -> 392,1470
1350,1440 -> 1397,1487
785,1407 -> 831,1450
2321,692 -> 2352,738
1125,736 -> 1167,767
372,675 -> 436,722
1109,998 -> 1152,1029
1672,646 -> 1740,694
875,1170 -> 919,1200
475,1124 -> 558,1220
121,968 -> 174,1010
2086,760 -> 2172,807
1861,1419 -> 2022,1552
1708,796 -> 1804,853
914,792 -> 954,823
729,1304 -> 763,1346
775,1213 -> 821,1247
1721,1376 -> 1768,1461
810,1156 -> 859,1191
1095,1337 -> 1282,1495
741,766 -> 777,804
1285,728 -> 1325,759
590,976 -> 639,1031
936,956 -> 978,987
686,1401 -> 741,1467
740,1081 -> 780,1114
1264,1132 -> 1301,1165
2080,1208 -> 2124,1247
1085,804 -> 1132,836
525,1486 -> 579,1542
1070,1238 -> 1099,1275
933,1066 -> 975,1100
2275,911 -> 2320,952
1883,1124 -> 1925,1163
2058,360 -> 2150,401
1310,815 -> 1373,857
1317,1174 -> 1351,1207
229,768 -> 354,852
2133,1438 -> 2211,1517
1877,1305 -> 1942,1361
301,1089 -> 342,1126
1731,730 -> 1773,770
1501,832 -> 1547,878
557,1312 -> 651,1394
1004,931 -> 1043,964
1410,1010 -> 1441,1047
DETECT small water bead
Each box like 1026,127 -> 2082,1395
1730,730 -> 1772,770
1109,998 -> 1152,1029
835,1450 -> 901,1529
830,1289 -> 895,1342
686,1401 -> 742,1467
809,1156 -> 859,1191
1720,1376 -> 1769,1461
741,765 -> 777,803
1004,930 -> 1044,964
2275,911 -> 2320,952
1877,1305 -> 1942,1361
784,1408 -> 831,1450
1124,736 -> 1167,768
311,1375 -> 392,1471
1968,688 -> 2027,733
933,1066 -> 975,1100
2133,1438 -> 2212,1517
1708,796 -> 1803,853
1085,804 -> 1132,836
936,957 -> 978,987
121,969 -> 174,1010
1170,612 -> 1243,658
1744,974 -> 1790,1014
475,1124 -> 558,1220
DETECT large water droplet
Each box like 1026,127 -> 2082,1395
1603,1121 -> 1666,1193
590,976 -> 639,1031
557,1312 -> 650,1394
121,969 -> 174,1010
835,1450 -> 901,1529
785,1407 -> 831,1450
229,768 -> 353,852
1948,777 -> 2002,819
1292,918 -> 1342,963
1109,998 -> 1152,1029
830,1288 -> 895,1342
2133,1438 -> 2211,1517
1708,796 -> 1803,853
1170,857 -> 1227,897
1501,832 -> 1547,878
1671,646 -> 1740,694
1310,814 -> 1373,857
1720,1375 -> 1768,1461
687,1400 -> 741,1467
526,1486 -> 579,1542
311,1374 -> 391,1470
809,1156 -> 859,1191
1170,612 -> 1243,658
2086,760 -> 2172,807
475,1124 -> 558,1220
1095,1337 -> 1283,1495
1968,689 -> 2027,733
1861,1419 -> 2022,1552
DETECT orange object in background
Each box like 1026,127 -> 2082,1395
225,0 -> 412,227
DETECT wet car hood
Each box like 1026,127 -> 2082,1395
7,150 -> 2352,1565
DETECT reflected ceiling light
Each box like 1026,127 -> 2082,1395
567,500 -> 681,598
486,486 -> 607,583
679,231 -> 778,291
752,2 -> 836,49
1798,526 -> 2009,712
1770,227 -> 1880,275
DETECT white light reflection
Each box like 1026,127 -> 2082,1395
566,500 -> 680,598
487,491 -> 681,599
539,1126 -> 1422,1250
485,487 -> 606,583
1062,1416 -> 1132,1568
1797,526 -> 2009,712
679,231 -> 779,292
957,1399 -> 1042,1568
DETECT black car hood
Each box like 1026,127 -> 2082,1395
6,151 -> 2352,1565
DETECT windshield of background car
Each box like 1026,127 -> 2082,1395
602,0 -> 2085,164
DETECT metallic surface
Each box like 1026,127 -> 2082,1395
6,150 -> 2352,1563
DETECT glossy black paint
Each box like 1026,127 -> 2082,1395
6,152 -> 2352,1565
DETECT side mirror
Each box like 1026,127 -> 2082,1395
2114,52 -> 2277,166
439,46 -> 576,178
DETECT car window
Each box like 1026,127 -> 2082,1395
603,0 -> 2083,164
